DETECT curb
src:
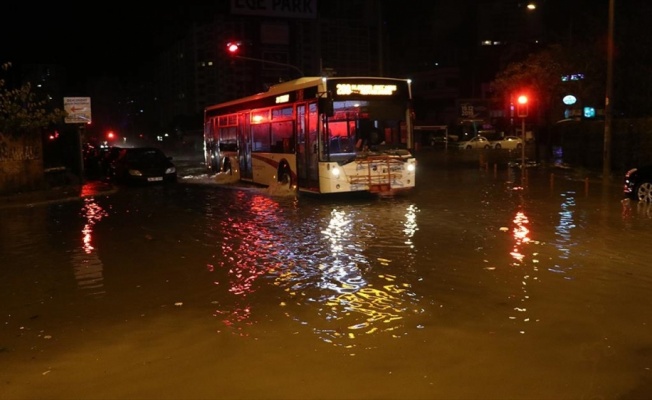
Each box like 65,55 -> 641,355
0,182 -> 117,210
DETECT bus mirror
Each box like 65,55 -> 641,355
319,97 -> 334,117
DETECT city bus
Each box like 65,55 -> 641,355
203,76 -> 416,195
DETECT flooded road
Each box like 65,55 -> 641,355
1,152 -> 651,399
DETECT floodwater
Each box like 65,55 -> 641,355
1,152 -> 652,399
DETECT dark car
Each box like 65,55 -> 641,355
108,147 -> 177,185
624,165 -> 652,202
430,135 -> 449,148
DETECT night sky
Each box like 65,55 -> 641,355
0,2 -> 222,79
0,0 -> 641,82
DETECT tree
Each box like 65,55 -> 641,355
491,43 -> 605,127
491,45 -> 566,126
0,62 -> 66,136
1,62 -> 69,194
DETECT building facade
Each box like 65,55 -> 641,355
152,0 -> 386,131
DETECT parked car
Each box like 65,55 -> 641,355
624,165 -> 652,202
100,146 -> 123,176
430,135 -> 449,148
456,135 -> 491,150
490,135 -> 523,150
108,147 -> 177,185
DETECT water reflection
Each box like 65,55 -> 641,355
72,197 -> 108,296
621,197 -> 652,220
207,190 -> 421,346
210,192 -> 286,335
298,202 -> 420,347
510,209 -> 530,263
553,191 -> 577,268
318,209 -> 367,294
507,203 -> 536,334
403,204 -> 418,246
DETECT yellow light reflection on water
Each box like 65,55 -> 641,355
209,196 -> 420,343
307,205 -> 418,347
403,204 -> 418,247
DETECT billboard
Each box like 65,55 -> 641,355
63,97 -> 92,124
231,0 -> 317,19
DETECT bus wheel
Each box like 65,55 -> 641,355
222,157 -> 232,175
280,171 -> 291,186
278,164 -> 292,189
210,153 -> 220,172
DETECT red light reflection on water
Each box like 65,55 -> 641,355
72,197 -> 108,295
206,194 -> 419,342
510,210 -> 530,262
80,197 -> 108,253
80,183 -> 98,198
210,194 -> 284,335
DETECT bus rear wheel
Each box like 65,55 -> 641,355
281,172 -> 291,185
278,163 -> 292,189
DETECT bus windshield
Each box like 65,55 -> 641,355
324,100 -> 407,162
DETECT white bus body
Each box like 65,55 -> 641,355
203,76 -> 416,195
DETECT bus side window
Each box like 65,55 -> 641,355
219,142 -> 238,152
330,136 -> 340,153
282,138 -> 293,153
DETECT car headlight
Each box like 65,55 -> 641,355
331,166 -> 340,177
407,163 -> 415,172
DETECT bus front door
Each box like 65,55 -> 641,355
296,102 -> 319,190
297,104 -> 308,187
238,112 -> 252,180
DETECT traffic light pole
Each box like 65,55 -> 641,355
521,116 -> 526,182
233,55 -> 304,78
515,93 -> 528,183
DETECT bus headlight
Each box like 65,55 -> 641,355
407,163 -> 415,172
331,166 -> 340,177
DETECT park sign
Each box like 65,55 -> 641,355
230,0 -> 316,19
64,97 -> 91,124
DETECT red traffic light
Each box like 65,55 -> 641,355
516,94 -> 529,117
226,42 -> 241,54
107,130 -> 115,140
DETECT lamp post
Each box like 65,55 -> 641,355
603,0 -> 614,180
